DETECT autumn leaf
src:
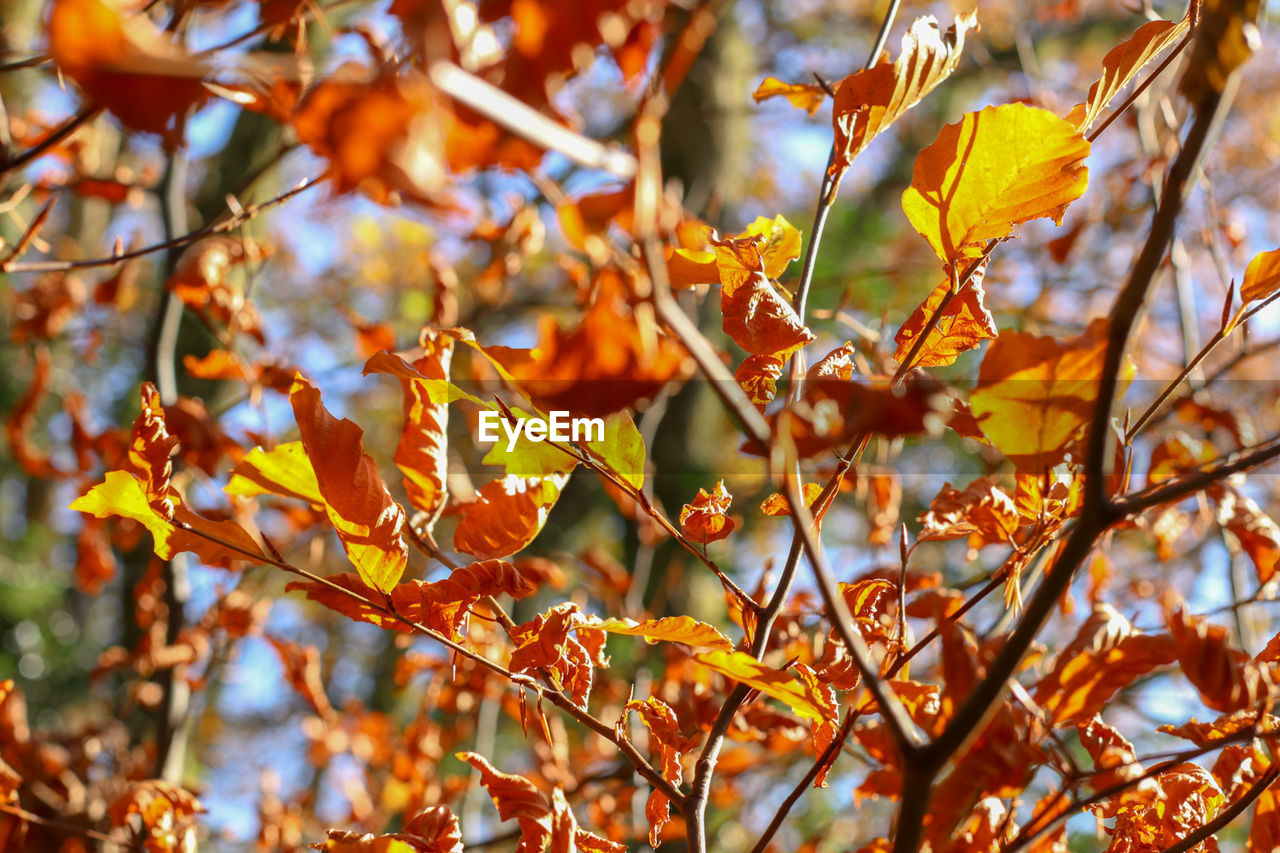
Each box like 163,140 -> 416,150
694,650 -> 831,723
453,473 -> 570,560
363,329 -> 454,524
902,103 -> 1090,263
584,412 -> 646,491
764,376 -> 947,458
1180,0 -> 1261,102
1227,246 -> 1280,331
225,441 -> 323,506
918,477 -> 1020,547
1031,605 -> 1176,725
721,270 -> 816,358
970,318 -> 1116,472
807,341 -> 858,380
392,559 -> 541,640
285,572 -> 409,633
293,70 -> 451,206
72,471 -> 269,569
625,698 -> 698,846
108,781 -> 204,853
585,616 -> 733,650
1068,14 -> 1191,132
290,380 -> 409,593
1215,487 -> 1280,584
752,76 -> 826,114
894,261 -> 995,367
680,480 -> 736,544
485,270 -> 687,419
830,11 -> 978,179
71,383 -> 267,569
761,482 -> 825,518
1169,608 -> 1274,713
48,0 -> 210,148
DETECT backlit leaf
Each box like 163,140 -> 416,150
902,103 -> 1090,263
680,480 -> 736,544
1069,15 -> 1190,132
586,412 -> 646,491
970,318 -> 1114,472
721,270 -> 816,358
694,650 -> 830,723
1240,246 -> 1280,304
894,261 -> 995,367
752,76 -> 826,114
290,380 -> 409,593
586,616 -> 732,650
225,441 -> 323,506
453,473 -> 570,560
831,11 -> 978,177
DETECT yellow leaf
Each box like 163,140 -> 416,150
970,319 -> 1120,473
587,616 -> 732,650
752,76 -> 826,114
1241,246 -> 1280,304
694,650 -> 830,723
902,103 -> 1090,264
225,441 -> 323,505
71,470 -> 176,557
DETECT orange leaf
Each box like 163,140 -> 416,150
392,559 -> 540,639
290,380 -> 408,593
761,482 -> 825,517
625,698 -> 697,847
831,11 -> 978,177
363,329 -> 454,523
894,261 -> 995,367
918,477 -> 1020,546
286,572 -> 409,633
752,76 -> 826,114
1170,608 -> 1274,713
453,473 -> 569,560
679,480 -> 735,544
1069,15 -> 1190,132
721,271 -> 815,358
48,0 -> 210,148
1241,246 -> 1280,304
764,376 -> 946,458
1216,487 -> 1280,584
456,752 -> 553,853
902,103 -> 1090,264
488,271 -> 687,419
807,341 -> 858,380
734,354 -> 784,411
970,318 -> 1115,472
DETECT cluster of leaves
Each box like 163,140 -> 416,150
5,0 -> 1280,851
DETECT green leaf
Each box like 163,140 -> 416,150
588,412 -> 646,490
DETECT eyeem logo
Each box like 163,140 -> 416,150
477,411 -> 605,451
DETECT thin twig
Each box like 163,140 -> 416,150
4,176 -> 322,273
1,107 -> 101,177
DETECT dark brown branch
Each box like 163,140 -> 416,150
1114,433 -> 1280,516
892,76 -> 1235,853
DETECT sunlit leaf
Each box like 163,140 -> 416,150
225,441 -> 323,506
902,103 -> 1090,263
831,11 -> 978,177
679,480 -> 736,544
1069,15 -> 1190,132
453,473 -> 570,560
586,616 -> 732,650
752,76 -> 826,114
970,318 -> 1115,472
894,261 -> 994,367
694,650 -> 830,723
290,380 -> 408,593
